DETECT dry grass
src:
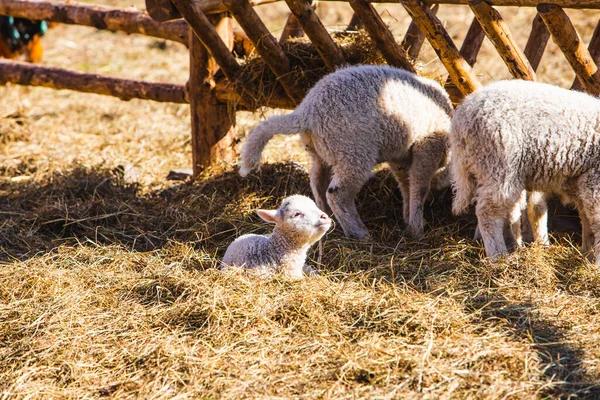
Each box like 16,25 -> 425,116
233,30 -> 391,110
1,1 -> 600,398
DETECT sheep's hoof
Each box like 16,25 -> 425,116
405,227 -> 424,240
346,231 -> 371,241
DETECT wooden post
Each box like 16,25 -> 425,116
444,17 -> 485,102
402,0 -> 481,96
524,14 -> 550,71
538,4 -> 600,95
145,0 -> 181,22
346,13 -> 364,32
572,19 -> 600,90
284,0 -> 346,70
171,0 -> 241,83
401,4 -> 439,60
470,0 -> 536,80
348,0 -> 415,71
222,0 -> 303,104
188,16 -> 237,175
280,14 -> 305,42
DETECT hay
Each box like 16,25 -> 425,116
232,30 -> 412,110
1,161 -> 600,398
1,2 -> 600,397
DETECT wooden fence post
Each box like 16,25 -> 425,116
470,0 -> 536,80
348,0 -> 415,71
524,14 -> 550,71
402,0 -> 482,96
538,3 -> 600,95
401,4 -> 439,60
188,15 -> 237,175
572,19 -> 600,90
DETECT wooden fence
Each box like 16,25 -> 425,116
1,0 -> 600,175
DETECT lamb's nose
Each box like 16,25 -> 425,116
320,213 -> 329,221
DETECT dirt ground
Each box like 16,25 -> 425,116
1,1 -> 600,398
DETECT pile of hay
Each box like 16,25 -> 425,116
231,30 -> 416,110
1,161 -> 600,398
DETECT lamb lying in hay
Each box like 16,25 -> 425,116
221,195 -> 331,279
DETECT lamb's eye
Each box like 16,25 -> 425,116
292,212 -> 303,218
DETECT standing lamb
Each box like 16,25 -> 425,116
221,195 -> 331,278
451,79 -> 600,264
239,65 -> 453,239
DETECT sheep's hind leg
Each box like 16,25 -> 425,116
390,166 -> 410,225
308,151 -> 333,215
585,211 -> 600,267
575,175 -> 597,263
326,170 -> 370,240
505,194 -> 524,251
579,208 -> 594,260
406,136 -> 446,239
476,194 -> 510,259
527,191 -> 549,244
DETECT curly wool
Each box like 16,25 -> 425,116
450,79 -> 600,262
240,65 -> 452,239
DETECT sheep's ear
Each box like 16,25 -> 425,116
256,209 -> 281,224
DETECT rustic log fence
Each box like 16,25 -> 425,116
1,0 -> 600,175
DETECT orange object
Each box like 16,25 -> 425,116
26,34 -> 43,63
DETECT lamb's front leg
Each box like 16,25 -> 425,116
326,171 -> 370,240
476,195 -> 510,259
308,150 -> 333,215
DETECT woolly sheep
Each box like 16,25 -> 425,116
221,195 -> 331,278
239,65 -> 453,239
451,79 -> 599,263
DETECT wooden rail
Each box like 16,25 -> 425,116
524,14 -> 550,71
0,59 -> 188,103
149,0 -> 600,18
285,0 -> 346,69
0,0 -> 190,45
223,0 -> 303,104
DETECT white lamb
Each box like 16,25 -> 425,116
239,65 -> 453,240
451,79 -> 600,264
221,195 -> 331,278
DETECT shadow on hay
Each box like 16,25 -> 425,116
0,161 -> 463,262
468,294 -> 600,398
1,162 -> 599,393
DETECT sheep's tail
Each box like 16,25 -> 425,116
450,138 -> 476,215
239,113 -> 304,177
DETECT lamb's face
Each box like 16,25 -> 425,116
257,195 -> 331,244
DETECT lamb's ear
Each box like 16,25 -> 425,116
256,209 -> 281,224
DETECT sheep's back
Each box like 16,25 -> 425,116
296,65 -> 452,165
222,234 -> 274,269
451,80 -> 600,190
